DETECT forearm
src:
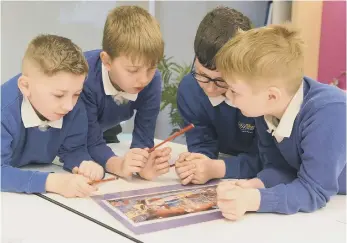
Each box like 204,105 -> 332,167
1,165 -> 50,193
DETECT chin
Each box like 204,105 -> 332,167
240,110 -> 256,118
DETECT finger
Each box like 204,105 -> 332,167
77,179 -> 97,195
181,174 -> 194,185
159,147 -> 172,156
176,163 -> 196,174
191,179 -> 203,184
235,180 -> 252,188
131,154 -> 148,163
157,167 -> 170,175
222,212 -> 239,221
155,161 -> 170,171
217,182 -> 238,194
179,168 -> 196,179
75,190 -> 86,198
131,148 -> 149,159
177,152 -> 191,162
155,155 -> 171,164
72,167 -> 79,174
218,189 -> 240,201
175,160 -> 194,168
129,159 -> 146,168
184,153 -> 206,161
96,168 -> 104,181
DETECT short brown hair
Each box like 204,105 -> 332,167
194,6 -> 252,70
102,5 -> 164,67
22,34 -> 89,76
216,23 -> 304,93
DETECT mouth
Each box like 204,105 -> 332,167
55,112 -> 67,117
134,87 -> 144,92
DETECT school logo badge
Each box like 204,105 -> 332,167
238,121 -> 255,134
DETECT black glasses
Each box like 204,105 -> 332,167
190,55 -> 228,89
191,70 -> 228,89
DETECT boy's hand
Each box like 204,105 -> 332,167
73,160 -> 104,181
175,153 -> 204,185
217,181 -> 260,221
139,147 -> 172,180
106,148 -> 147,178
229,178 -> 265,189
175,153 -> 225,185
46,173 -> 98,198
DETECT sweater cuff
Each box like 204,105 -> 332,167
223,156 -> 241,179
29,171 -> 50,193
257,188 -> 280,212
62,152 -> 93,172
257,169 -> 274,188
90,145 -> 116,167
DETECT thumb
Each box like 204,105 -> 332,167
72,167 -> 79,174
235,179 -> 252,188
185,153 -> 205,161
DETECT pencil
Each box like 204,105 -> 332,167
89,177 -> 117,185
148,123 -> 195,153
72,167 -> 118,185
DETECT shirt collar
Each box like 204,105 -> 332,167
265,81 -> 304,142
21,96 -> 63,129
208,95 -> 235,107
101,63 -> 138,102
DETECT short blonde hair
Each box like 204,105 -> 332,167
22,34 -> 89,76
216,23 -> 304,94
102,5 -> 164,67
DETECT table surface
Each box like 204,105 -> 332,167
2,138 -> 346,243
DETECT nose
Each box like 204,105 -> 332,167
62,98 -> 75,112
136,77 -> 149,87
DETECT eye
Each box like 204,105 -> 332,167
128,69 -> 139,74
53,94 -> 64,98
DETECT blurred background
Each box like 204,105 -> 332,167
2,1 -> 346,144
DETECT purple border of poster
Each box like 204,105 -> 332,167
91,180 -> 223,234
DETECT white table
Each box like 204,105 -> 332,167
2,139 -> 346,243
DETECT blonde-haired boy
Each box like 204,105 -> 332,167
214,24 -> 346,219
82,6 -> 171,180
1,34 -> 103,197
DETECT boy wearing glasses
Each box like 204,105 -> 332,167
174,7 -> 262,186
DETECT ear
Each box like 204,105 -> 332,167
267,86 -> 282,102
18,75 -> 31,97
100,51 -> 112,71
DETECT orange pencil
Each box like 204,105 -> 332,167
72,167 -> 118,185
148,123 -> 195,153
89,177 -> 117,185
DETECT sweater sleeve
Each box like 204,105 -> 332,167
177,86 -> 219,159
80,85 -> 115,166
58,101 -> 94,172
131,71 -> 161,149
1,118 -> 49,193
223,134 -> 263,179
258,104 -> 346,214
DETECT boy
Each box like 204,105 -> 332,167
215,24 -> 346,220
175,7 -> 262,185
1,34 -> 104,197
81,6 -> 171,181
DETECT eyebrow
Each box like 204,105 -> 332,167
54,89 -> 82,93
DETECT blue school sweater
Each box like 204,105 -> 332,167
177,74 -> 262,179
255,77 -> 346,214
81,50 -> 162,166
1,75 -> 92,193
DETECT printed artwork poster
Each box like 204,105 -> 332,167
91,180 -> 223,234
